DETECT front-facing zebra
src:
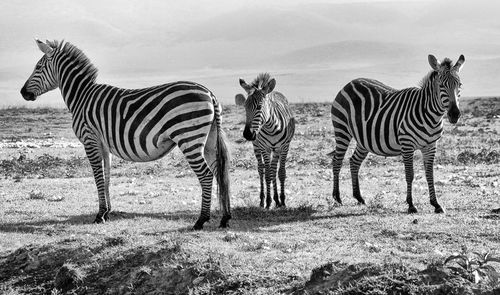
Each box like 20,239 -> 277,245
331,54 -> 465,213
235,73 -> 295,208
20,39 -> 231,230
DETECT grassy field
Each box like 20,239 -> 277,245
0,97 -> 500,294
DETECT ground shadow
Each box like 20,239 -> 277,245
0,204 -> 370,234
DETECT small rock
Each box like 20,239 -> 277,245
29,190 -> 45,200
192,276 -> 205,285
412,219 -> 418,224
223,232 -> 238,242
47,195 -> 64,202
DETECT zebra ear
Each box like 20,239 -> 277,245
36,39 -> 54,56
45,39 -> 58,49
239,78 -> 254,94
263,78 -> 276,94
453,54 -> 465,72
428,54 -> 440,71
235,93 -> 246,106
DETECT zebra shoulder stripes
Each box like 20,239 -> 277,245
331,54 -> 465,213
20,39 -> 231,230
235,73 -> 295,208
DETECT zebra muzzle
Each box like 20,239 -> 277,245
243,126 -> 256,141
20,86 -> 36,101
447,106 -> 461,124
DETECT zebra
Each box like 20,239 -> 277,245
20,39 -> 231,230
235,73 -> 295,208
330,54 -> 465,213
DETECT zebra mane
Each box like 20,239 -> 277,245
440,57 -> 453,69
419,71 -> 437,88
55,41 -> 99,82
418,58 -> 453,88
251,72 -> 272,89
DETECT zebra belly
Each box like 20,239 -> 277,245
107,137 -> 176,162
349,119 -> 402,157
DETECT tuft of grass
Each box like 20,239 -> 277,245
457,149 -> 500,165
0,154 -> 89,179
53,263 -> 85,293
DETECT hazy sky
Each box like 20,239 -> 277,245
1,0 -> 500,107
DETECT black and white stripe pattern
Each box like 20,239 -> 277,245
235,73 -> 295,208
330,55 -> 465,213
21,39 -> 231,229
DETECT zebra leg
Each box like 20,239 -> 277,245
102,146 -> 112,221
422,145 -> 444,213
402,149 -> 417,213
270,151 -> 281,207
278,146 -> 290,207
83,141 -> 109,224
254,150 -> 266,207
262,151 -> 273,209
350,147 -> 368,205
332,146 -> 348,204
189,158 -> 214,230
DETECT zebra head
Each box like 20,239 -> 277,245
428,54 -> 465,124
20,39 -> 59,101
235,75 -> 276,141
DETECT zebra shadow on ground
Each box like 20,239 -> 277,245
0,205 -> 369,235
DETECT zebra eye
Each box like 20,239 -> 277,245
35,64 -> 43,70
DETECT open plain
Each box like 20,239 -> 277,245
0,97 -> 500,294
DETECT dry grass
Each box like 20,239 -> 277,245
0,98 -> 500,294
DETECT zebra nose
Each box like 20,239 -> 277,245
243,126 -> 256,141
447,107 -> 461,124
20,86 -> 35,101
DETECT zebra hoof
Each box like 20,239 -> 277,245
193,217 -> 210,230
219,216 -> 231,228
93,215 -> 105,224
407,206 -> 418,214
434,206 -> 445,214
492,208 -> 500,214
192,222 -> 204,230
333,194 -> 342,205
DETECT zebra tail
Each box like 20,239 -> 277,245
215,107 -> 231,219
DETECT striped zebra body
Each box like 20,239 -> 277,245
236,73 -> 295,208
331,55 -> 465,213
21,40 -> 231,230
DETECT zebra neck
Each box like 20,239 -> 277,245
263,110 -> 285,132
58,67 -> 96,113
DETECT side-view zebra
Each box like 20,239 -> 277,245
331,54 -> 465,213
20,39 -> 231,230
235,73 -> 295,208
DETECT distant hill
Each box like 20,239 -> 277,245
267,41 -> 423,69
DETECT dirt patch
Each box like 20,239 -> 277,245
0,238 -> 228,295
298,261 -> 500,295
